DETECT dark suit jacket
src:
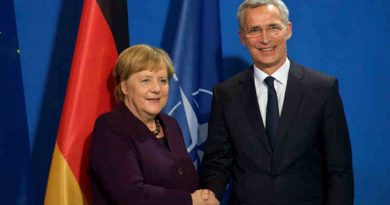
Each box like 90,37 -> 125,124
201,60 -> 354,205
89,103 -> 199,205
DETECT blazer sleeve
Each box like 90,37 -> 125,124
200,88 -> 233,200
322,79 -> 354,205
89,116 -> 192,205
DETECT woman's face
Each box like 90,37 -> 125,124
121,68 -> 169,122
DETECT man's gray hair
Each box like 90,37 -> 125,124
237,0 -> 289,28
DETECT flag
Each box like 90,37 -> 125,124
164,0 -> 223,174
0,0 -> 33,204
44,0 -> 128,204
163,1 -> 234,203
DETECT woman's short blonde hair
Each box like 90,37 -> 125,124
113,44 -> 175,102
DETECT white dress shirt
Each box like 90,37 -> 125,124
253,59 -> 290,127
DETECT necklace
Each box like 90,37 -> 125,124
152,119 -> 161,136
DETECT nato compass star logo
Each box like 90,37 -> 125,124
167,74 -> 213,168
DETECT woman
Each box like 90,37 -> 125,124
89,45 -> 216,205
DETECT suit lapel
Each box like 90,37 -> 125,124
120,104 -> 174,154
159,115 -> 178,154
239,69 -> 272,156
274,61 -> 305,153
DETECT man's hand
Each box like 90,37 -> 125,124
191,189 -> 219,205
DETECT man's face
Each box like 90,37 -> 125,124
239,5 -> 292,74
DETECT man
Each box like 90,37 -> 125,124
200,0 -> 354,204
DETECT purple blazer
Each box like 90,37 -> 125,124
89,103 -> 199,205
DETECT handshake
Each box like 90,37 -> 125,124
191,189 -> 219,205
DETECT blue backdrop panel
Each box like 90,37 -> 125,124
286,1 -> 390,204
0,0 -> 33,204
14,0 -> 82,204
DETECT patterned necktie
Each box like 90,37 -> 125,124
264,76 -> 279,150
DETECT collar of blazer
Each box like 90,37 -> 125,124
117,103 -> 170,142
275,59 -> 305,155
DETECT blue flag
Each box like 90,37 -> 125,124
163,1 -> 233,203
164,0 -> 222,169
0,0 -> 33,204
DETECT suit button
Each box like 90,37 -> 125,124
177,168 -> 184,176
